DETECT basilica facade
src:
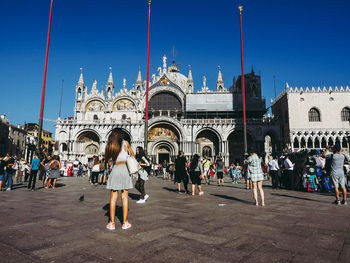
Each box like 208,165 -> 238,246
55,55 -> 280,165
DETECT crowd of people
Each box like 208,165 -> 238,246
2,132 -> 349,231
0,151 -> 62,191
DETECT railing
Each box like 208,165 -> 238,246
57,119 -> 143,125
57,117 -> 277,126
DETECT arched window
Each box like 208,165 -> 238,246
341,107 -> 350,122
307,138 -> 313,148
308,108 -> 321,122
314,138 -> 320,148
293,138 -> 299,149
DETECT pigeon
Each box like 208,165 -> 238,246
79,195 -> 84,201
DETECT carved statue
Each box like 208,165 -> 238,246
123,78 -> 126,88
203,76 -> 207,88
163,54 -> 167,70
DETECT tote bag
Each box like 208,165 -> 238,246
125,141 -> 141,174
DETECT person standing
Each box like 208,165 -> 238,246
189,154 -> 204,196
174,151 -> 189,194
162,160 -> 168,180
0,157 -> 6,191
105,131 -> 134,230
324,144 -> 347,205
46,155 -> 61,189
72,158 -> 80,177
202,157 -> 211,185
135,146 -> 150,204
248,151 -> 265,206
216,156 -> 224,186
98,158 -> 106,185
91,156 -> 100,185
268,156 -> 280,189
243,154 -> 252,190
4,154 -> 15,191
283,155 -> 294,190
28,154 -> 40,191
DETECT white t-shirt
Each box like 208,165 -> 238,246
92,164 -> 100,172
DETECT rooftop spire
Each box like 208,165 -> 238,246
78,68 -> 84,84
217,65 -> 223,83
187,65 -> 193,82
107,67 -> 113,84
136,66 -> 142,83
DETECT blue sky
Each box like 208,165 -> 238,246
1,0 -> 350,135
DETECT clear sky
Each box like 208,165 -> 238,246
1,0 -> 349,135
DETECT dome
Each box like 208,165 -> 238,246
168,71 -> 188,91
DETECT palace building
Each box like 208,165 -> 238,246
271,83 -> 350,153
55,55 -> 280,165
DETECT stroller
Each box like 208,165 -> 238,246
303,165 -> 318,192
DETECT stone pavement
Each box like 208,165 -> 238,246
0,176 -> 349,263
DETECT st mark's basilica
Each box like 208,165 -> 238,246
55,55 -> 281,165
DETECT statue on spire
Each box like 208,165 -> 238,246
162,54 -> 167,73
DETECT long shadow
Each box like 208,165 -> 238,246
163,187 -> 179,193
102,203 -> 123,224
270,193 -> 324,203
211,194 -> 253,205
129,193 -> 140,200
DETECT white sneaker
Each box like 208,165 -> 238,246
144,194 -> 149,201
136,199 -> 145,204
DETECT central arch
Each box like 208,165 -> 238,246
195,128 -> 222,160
148,121 -> 182,163
151,140 -> 177,164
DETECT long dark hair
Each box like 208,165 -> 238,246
190,154 -> 200,171
136,146 -> 149,163
105,131 -> 123,162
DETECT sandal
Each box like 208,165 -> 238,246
199,191 -> 204,195
106,222 -> 115,230
122,221 -> 132,230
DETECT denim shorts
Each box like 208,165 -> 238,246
0,174 -> 5,182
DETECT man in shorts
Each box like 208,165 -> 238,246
324,144 -> 347,205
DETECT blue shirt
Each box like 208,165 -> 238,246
31,158 -> 40,170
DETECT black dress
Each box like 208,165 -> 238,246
175,156 -> 187,183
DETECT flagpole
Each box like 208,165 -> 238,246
38,0 -> 54,152
239,5 -> 248,154
144,0 -> 151,153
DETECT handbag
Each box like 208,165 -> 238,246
127,155 -> 141,175
125,141 -> 141,175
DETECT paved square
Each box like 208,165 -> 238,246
1,177 -> 349,262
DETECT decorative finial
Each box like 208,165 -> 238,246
148,0 -> 151,6
80,67 -> 83,73
189,64 -> 191,70
218,65 -> 221,71
109,66 -> 112,72
238,5 -> 243,14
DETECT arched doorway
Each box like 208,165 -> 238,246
227,130 -> 253,164
76,131 -> 101,158
195,129 -> 221,160
148,123 -> 181,163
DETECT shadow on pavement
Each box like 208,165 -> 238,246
129,193 -> 141,200
270,193 -> 324,203
162,187 -> 178,193
102,203 -> 123,224
210,194 -> 253,205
